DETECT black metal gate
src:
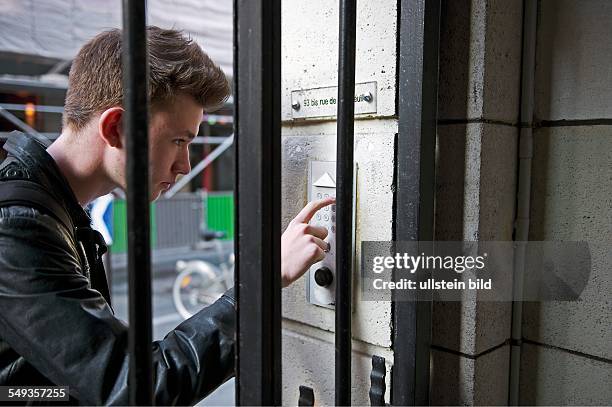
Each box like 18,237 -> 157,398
121,0 -> 440,405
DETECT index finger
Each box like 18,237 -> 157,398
293,197 -> 336,224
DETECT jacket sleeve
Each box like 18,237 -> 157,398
0,208 -> 235,406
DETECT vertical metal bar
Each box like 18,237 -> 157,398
122,1 -> 153,405
335,0 -> 357,405
392,0 -> 441,405
234,0 -> 282,404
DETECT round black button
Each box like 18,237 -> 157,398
314,266 -> 333,287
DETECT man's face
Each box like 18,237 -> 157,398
147,93 -> 203,200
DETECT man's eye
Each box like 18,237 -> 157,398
173,139 -> 186,146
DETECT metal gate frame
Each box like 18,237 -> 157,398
232,0 -> 441,405
122,0 -> 153,405
392,0 -> 441,405
4,0 -> 439,401
120,0 -> 440,404
335,0 -> 358,405
233,0 -> 283,405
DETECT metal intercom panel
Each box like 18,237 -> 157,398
307,161 -> 337,308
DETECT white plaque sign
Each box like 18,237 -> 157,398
291,81 -> 377,119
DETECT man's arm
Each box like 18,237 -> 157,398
0,207 -> 234,405
0,198 -> 334,405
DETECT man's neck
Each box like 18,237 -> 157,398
47,131 -> 115,206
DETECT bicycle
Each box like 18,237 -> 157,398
172,229 -> 234,320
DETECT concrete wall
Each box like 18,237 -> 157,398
433,1 -> 612,404
432,0 -> 522,404
520,0 -> 612,405
280,0 -> 397,404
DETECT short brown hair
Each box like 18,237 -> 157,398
63,26 -> 230,131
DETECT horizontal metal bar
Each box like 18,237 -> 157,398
0,76 -> 68,90
0,103 -> 64,114
191,136 -> 232,144
0,105 -> 234,129
203,113 -> 234,124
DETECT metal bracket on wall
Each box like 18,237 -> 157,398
298,385 -> 315,406
369,355 -> 387,406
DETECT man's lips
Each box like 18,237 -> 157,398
160,182 -> 174,190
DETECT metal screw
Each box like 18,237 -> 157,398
292,101 -> 301,110
362,92 -> 373,103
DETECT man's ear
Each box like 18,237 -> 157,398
99,107 -> 124,148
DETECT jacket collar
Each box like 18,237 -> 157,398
3,131 -> 91,226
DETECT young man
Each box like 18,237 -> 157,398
0,27 -> 332,405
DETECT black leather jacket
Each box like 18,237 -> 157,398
0,132 -> 235,405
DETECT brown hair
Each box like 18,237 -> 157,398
63,26 -> 230,131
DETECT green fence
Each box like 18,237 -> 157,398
205,192 -> 235,240
110,200 -> 157,253
110,192 -> 234,253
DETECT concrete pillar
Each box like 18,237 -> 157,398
432,0 -> 523,404
520,2 -> 612,402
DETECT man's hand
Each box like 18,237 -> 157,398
281,197 -> 335,287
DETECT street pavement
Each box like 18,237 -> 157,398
109,248 -> 235,406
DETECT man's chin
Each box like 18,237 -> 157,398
118,185 -> 162,201
150,189 -> 162,202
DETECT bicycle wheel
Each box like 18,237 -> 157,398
172,261 -> 226,319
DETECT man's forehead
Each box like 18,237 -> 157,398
152,116 -> 199,136
149,101 -> 202,137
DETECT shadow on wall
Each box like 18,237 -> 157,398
430,0 -> 471,404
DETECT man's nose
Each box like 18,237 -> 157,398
174,149 -> 191,175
